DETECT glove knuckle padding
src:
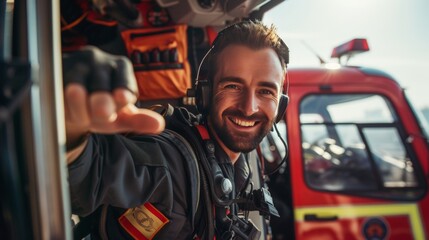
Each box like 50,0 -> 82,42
63,46 -> 137,94
85,47 -> 112,92
63,53 -> 90,87
113,56 -> 138,94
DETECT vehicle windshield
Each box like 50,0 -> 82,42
299,94 -> 426,200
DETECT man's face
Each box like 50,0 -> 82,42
208,44 -> 284,153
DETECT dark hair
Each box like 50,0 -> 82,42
207,20 -> 289,82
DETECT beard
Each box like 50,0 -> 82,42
209,108 -> 275,153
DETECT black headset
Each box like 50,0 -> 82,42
191,22 -> 290,123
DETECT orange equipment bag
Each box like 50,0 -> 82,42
121,24 -> 191,101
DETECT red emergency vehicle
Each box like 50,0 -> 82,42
264,39 -> 429,240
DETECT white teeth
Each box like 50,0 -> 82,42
232,118 -> 255,127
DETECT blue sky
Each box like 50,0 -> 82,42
263,0 -> 429,109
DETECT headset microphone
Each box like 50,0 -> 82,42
269,72 -> 290,174
204,141 -> 233,198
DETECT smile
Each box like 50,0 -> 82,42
229,117 -> 257,127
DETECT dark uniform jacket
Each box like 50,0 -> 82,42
68,114 -> 251,239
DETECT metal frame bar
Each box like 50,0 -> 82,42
10,0 -> 72,239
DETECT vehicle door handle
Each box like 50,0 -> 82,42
304,213 -> 338,222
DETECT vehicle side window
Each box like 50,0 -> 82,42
363,128 -> 417,188
300,94 -> 425,200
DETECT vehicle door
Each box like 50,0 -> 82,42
287,72 -> 429,240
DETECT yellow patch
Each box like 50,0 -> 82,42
119,203 -> 169,240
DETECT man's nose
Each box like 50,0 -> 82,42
240,91 -> 259,116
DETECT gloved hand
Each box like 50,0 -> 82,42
62,46 -> 165,154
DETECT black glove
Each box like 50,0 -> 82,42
62,46 -> 138,94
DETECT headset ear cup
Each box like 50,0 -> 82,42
196,79 -> 211,114
275,94 -> 289,123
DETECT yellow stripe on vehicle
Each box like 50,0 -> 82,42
294,203 -> 424,240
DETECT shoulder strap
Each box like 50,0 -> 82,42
154,105 -> 216,239
159,130 -> 200,224
161,129 -> 215,239
195,125 -> 210,140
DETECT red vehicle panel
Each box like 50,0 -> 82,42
278,64 -> 429,239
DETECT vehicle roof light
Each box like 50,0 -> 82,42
331,38 -> 369,59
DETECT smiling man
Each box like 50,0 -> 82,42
209,44 -> 285,161
64,20 -> 289,239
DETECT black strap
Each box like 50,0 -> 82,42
72,207 -> 101,240
160,106 -> 216,239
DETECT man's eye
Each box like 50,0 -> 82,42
225,84 -> 239,90
259,89 -> 275,95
